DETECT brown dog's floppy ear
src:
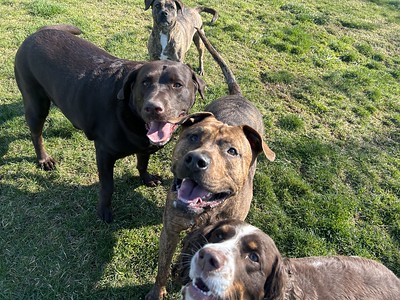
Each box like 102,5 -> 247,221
117,65 -> 143,101
179,112 -> 214,127
242,125 -> 276,162
144,0 -> 154,10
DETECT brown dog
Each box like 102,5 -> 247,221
14,25 -> 205,223
145,0 -> 218,75
180,219 -> 400,300
145,29 -> 275,300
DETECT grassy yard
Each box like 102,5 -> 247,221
1,0 -> 399,298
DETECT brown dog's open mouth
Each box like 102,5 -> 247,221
146,121 -> 178,146
173,178 -> 230,214
184,278 -> 216,300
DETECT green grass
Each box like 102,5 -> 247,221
1,0 -> 399,298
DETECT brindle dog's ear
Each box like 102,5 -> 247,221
117,65 -> 143,101
242,125 -> 276,162
179,112 -> 214,127
175,0 -> 184,12
144,0 -> 154,10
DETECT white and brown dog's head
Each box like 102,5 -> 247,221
180,219 -> 283,300
180,219 -> 400,300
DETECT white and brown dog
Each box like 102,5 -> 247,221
180,219 -> 400,300
145,0 -> 218,75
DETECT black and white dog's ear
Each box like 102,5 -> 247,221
117,65 -> 143,101
144,0 -> 154,10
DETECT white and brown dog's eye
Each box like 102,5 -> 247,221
247,252 -> 259,263
227,147 -> 238,156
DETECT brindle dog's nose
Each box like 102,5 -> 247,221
184,152 -> 210,170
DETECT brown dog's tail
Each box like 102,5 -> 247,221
196,28 -> 241,95
195,7 -> 219,24
38,24 -> 81,35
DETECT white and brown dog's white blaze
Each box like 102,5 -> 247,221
181,220 -> 400,300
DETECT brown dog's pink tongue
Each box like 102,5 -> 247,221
147,121 -> 175,145
178,178 -> 211,203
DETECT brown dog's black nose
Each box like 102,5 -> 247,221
144,102 -> 164,115
198,248 -> 225,272
185,152 -> 210,170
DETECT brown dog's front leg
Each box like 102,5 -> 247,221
146,219 -> 182,300
137,152 -> 162,187
95,146 -> 116,223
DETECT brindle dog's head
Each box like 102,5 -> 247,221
145,0 -> 184,29
117,60 -> 205,146
170,113 -> 275,214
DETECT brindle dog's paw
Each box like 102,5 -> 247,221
97,205 -> 113,223
38,156 -> 56,171
142,172 -> 162,187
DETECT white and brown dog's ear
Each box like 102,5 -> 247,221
242,125 -> 276,161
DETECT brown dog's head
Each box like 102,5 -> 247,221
170,113 -> 275,215
180,219 -> 284,300
117,60 -> 205,146
145,0 -> 183,29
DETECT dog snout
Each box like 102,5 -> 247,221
198,248 -> 226,272
184,152 -> 210,171
144,101 -> 165,116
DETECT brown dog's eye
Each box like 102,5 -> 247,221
173,82 -> 182,88
248,252 -> 259,263
227,147 -> 238,156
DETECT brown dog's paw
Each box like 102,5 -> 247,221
97,205 -> 113,223
38,156 -> 56,171
145,286 -> 167,300
141,172 -> 162,187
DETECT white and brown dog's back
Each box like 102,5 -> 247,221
145,0 -> 218,75
180,220 -> 400,300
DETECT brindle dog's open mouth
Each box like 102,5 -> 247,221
173,178 -> 231,214
185,278 -> 217,300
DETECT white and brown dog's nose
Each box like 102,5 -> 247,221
197,248 -> 226,272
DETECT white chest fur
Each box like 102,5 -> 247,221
160,33 -> 169,60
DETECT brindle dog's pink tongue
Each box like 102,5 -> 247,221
147,121 -> 174,145
178,178 -> 209,202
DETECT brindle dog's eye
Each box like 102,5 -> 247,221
155,3 -> 161,9
248,252 -> 259,263
189,134 -> 199,143
143,80 -> 151,87
227,147 -> 238,156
